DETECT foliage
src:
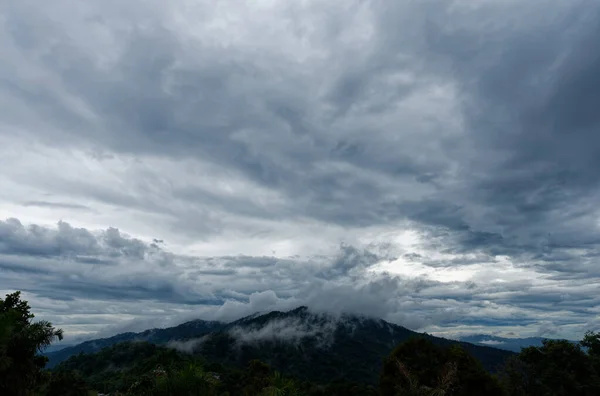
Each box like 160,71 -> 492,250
0,291 -> 64,396
500,336 -> 600,396
52,342 -> 379,396
390,359 -> 457,396
54,342 -> 197,394
43,369 -> 91,396
125,362 -> 220,396
58,334 -> 600,396
582,331 -> 600,357
380,337 -> 504,396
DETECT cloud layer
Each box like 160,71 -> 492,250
1,0 -> 600,341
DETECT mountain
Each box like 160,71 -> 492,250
45,318 -> 224,368
184,306 -> 514,384
42,343 -> 74,354
54,341 -> 381,395
458,334 -> 578,353
48,306 -> 514,385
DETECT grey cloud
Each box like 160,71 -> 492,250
196,269 -> 238,276
0,219 -> 153,261
220,256 -> 281,269
22,201 -> 94,211
316,244 -> 381,279
228,317 -> 336,347
2,0 -> 600,341
2,219 -> 597,340
0,219 -> 99,258
478,339 -> 505,346
441,4 -> 600,258
0,220 -> 448,333
0,220 -> 396,315
2,1 -> 438,230
167,336 -> 209,354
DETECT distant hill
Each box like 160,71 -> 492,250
46,318 -> 224,368
458,334 -> 578,353
42,343 -> 74,354
48,306 -> 513,384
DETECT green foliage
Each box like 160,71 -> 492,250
54,342 -> 197,394
500,337 -> 600,396
44,369 -> 91,396
0,291 -> 63,396
124,363 -> 220,396
259,371 -> 303,396
380,337 -> 504,396
53,343 -> 381,396
445,344 -> 504,395
582,331 -> 600,357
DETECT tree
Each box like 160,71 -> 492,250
243,360 -> 274,396
445,344 -> 504,396
581,331 -> 600,357
502,338 -> 600,396
0,291 -> 63,396
44,370 -> 90,396
380,337 -> 504,396
259,371 -> 302,396
380,337 -> 446,395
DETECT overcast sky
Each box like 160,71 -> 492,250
1,0 -> 600,342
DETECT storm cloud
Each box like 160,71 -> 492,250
1,0 -> 600,341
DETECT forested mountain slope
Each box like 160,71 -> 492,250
47,306 -> 513,384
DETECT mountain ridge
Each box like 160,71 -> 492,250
458,333 -> 578,353
45,318 -> 224,368
47,306 -> 514,384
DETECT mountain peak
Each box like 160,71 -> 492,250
290,305 -> 309,313
47,307 -> 514,384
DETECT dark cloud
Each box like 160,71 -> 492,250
0,219 -> 473,335
22,201 -> 94,211
1,0 -> 600,340
0,219 -> 99,258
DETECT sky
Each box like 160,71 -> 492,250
1,0 -> 600,343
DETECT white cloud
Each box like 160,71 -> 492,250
167,336 -> 209,354
228,317 -> 336,346
477,340 -> 505,346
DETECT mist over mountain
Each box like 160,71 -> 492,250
45,318 -> 224,368
46,306 -> 513,384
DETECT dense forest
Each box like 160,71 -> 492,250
2,291 -> 600,395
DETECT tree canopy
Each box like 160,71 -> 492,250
379,337 -> 504,396
501,333 -> 600,396
0,291 -> 64,396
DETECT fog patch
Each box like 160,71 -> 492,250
226,310 -> 377,349
229,316 -> 339,348
477,339 -> 505,346
167,336 -> 208,354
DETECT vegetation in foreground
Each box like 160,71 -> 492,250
2,291 -> 600,395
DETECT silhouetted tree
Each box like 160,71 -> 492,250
582,331 -> 600,357
380,337 -> 504,396
501,337 -> 600,396
45,369 -> 90,396
0,291 -> 63,396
